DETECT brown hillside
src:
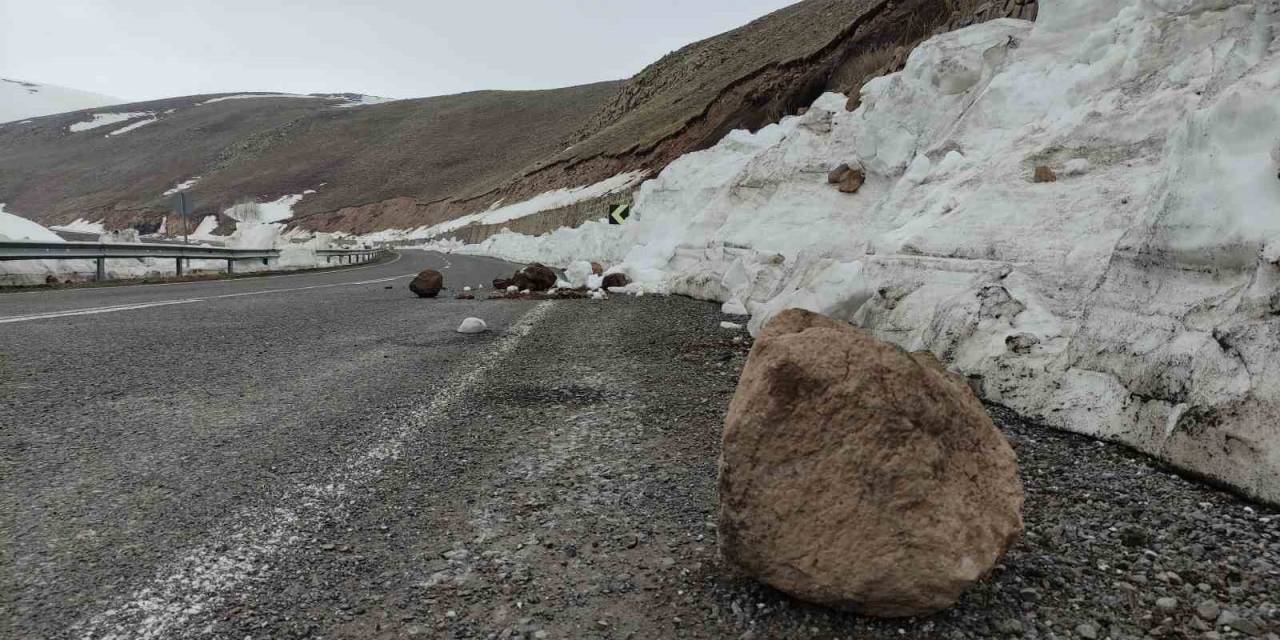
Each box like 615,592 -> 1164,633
0,0 -> 1038,238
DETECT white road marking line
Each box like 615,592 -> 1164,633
0,250 -> 404,297
72,301 -> 556,640
0,276 -> 412,324
0,299 -> 206,324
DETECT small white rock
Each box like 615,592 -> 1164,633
506,285 -> 519,293
457,318 -> 488,334
463,286 -> 473,292
591,290 -> 608,300
720,321 -> 744,330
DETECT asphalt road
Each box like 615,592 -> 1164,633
0,250 -> 539,639
3,250 -> 1276,640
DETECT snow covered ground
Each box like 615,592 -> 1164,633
0,205 -> 348,285
68,112 -> 152,133
435,0 -> 1280,503
0,78 -> 122,125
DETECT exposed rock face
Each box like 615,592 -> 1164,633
590,262 -> 604,276
719,309 -> 1024,617
409,269 -> 444,298
512,263 -> 557,292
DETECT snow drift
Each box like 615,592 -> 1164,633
451,0 -> 1280,503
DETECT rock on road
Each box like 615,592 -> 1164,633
2,250 -> 1277,640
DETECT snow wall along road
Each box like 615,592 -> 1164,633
455,0 -> 1280,504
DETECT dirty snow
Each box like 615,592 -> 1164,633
49,218 -> 107,235
198,93 -> 325,105
444,0 -> 1280,503
224,191 -> 314,224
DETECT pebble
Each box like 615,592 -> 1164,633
1075,622 -> 1099,639
1197,600 -> 1222,621
1155,597 -> 1178,611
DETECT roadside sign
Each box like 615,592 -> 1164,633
171,192 -> 194,218
608,203 -> 631,225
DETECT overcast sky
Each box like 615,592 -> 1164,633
0,0 -> 799,102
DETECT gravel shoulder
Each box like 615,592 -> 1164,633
168,295 -> 1278,640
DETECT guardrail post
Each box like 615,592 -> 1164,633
95,257 -> 106,282
227,259 -> 235,275
176,258 -> 184,278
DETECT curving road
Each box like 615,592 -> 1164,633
0,250 -> 542,638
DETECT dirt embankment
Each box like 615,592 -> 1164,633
302,0 -> 1039,240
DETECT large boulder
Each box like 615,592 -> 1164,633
718,309 -> 1024,618
409,269 -> 444,298
512,263 -> 557,292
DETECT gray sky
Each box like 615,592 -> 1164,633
0,0 -> 799,102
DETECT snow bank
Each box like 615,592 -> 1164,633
0,205 -> 344,284
0,204 -> 64,242
198,94 -> 324,105
451,0 -> 1280,503
49,218 -> 107,235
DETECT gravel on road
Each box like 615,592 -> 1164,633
156,295 -> 1278,640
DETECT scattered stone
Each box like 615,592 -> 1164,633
718,309 -> 1024,617
457,318 -> 488,334
720,321 -> 744,330
1219,610 -> 1264,636
455,293 -> 475,300
1197,600 -> 1222,621
409,269 -> 444,298
513,263 -> 557,292
1033,165 -> 1058,183
493,278 -> 514,290
1156,597 -> 1178,611
837,168 -> 866,194
601,273 -> 631,289
827,163 -> 851,184
1075,622 -> 1099,639
590,262 -> 604,276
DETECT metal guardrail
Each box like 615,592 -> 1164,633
0,241 -> 382,282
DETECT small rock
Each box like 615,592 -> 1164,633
1033,165 -> 1058,183
837,168 -> 866,194
457,318 -> 488,334
1156,596 -> 1178,611
997,619 -> 1024,635
1197,600 -> 1222,621
1075,623 -> 1099,639
827,163 -> 851,184
720,321 -> 744,330
1219,610 -> 1263,636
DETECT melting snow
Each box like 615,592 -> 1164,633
49,218 -> 107,235
441,1 -> 1280,503
69,112 -> 152,133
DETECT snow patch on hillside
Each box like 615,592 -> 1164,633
49,219 -> 107,235
163,177 -> 202,197
224,190 -> 316,224
198,93 -> 325,105
106,116 -> 158,136
69,112 -> 152,133
0,78 -> 122,124
446,0 -> 1280,503
361,171 -> 645,244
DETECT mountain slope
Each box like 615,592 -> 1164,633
0,0 -> 1037,237
0,85 -> 621,232
0,78 -> 123,124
